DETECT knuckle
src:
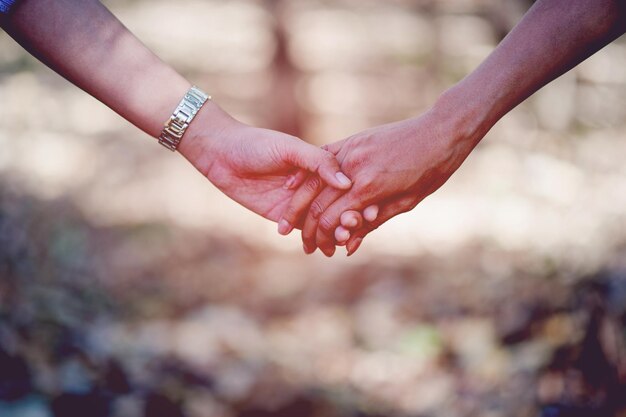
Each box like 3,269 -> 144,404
309,200 -> 324,219
317,152 -> 336,171
318,215 -> 335,233
304,176 -> 322,193
322,151 -> 335,163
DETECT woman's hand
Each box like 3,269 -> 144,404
280,104 -> 482,256
178,102 -> 353,224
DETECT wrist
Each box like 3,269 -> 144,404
177,100 -> 241,175
431,81 -> 499,149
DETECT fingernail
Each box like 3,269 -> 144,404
335,172 -> 352,187
303,242 -> 315,254
278,219 -> 293,235
283,175 -> 296,190
335,227 -> 350,243
323,247 -> 336,257
341,213 -> 357,228
347,238 -> 363,256
364,206 -> 379,222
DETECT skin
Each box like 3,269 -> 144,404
180,105 -> 353,223
0,0 -> 353,226
281,0 -> 626,257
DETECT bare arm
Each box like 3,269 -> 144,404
0,0 -> 191,137
0,0 -> 351,223
442,0 -> 626,146
281,0 -> 626,256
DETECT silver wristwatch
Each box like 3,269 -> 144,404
158,86 -> 210,151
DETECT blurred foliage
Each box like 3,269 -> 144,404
1,181 -> 625,417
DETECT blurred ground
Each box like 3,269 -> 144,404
1,0 -> 626,416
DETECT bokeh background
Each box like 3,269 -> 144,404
1,0 -> 626,416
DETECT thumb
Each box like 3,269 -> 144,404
287,141 -> 352,190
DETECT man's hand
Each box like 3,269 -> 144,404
280,0 -> 626,257
280,105 -> 481,256
178,102 -> 353,224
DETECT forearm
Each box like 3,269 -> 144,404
436,0 -> 626,145
0,0 -> 192,138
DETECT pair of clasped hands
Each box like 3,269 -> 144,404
4,0 -> 621,257
180,97 -> 472,257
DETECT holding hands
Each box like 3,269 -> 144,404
279,104 -> 479,257
5,0 -> 623,258
266,0 -> 626,256
179,100 -> 471,258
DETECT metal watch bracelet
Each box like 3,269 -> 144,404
0,0 -> 19,14
158,86 -> 210,152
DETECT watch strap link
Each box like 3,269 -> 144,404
0,0 -> 19,14
158,86 -> 210,152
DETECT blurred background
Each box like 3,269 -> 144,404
1,0 -> 626,416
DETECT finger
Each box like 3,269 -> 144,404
322,141 -> 343,155
330,205 -> 377,251
301,187 -> 345,256
286,142 -> 352,190
363,205 -> 379,222
314,192 -> 369,257
283,169 -> 308,190
346,195 -> 418,256
340,211 -> 363,229
278,174 -> 325,235
334,226 -> 350,244
346,237 -> 364,256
